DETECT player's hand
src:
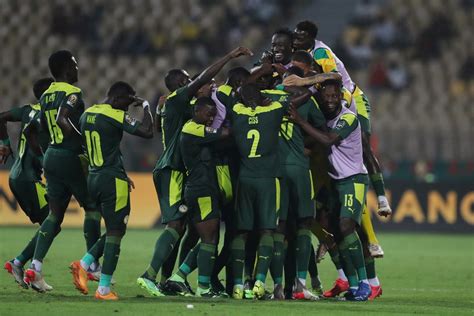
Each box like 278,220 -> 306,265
283,74 -> 305,86
127,177 -> 135,192
260,50 -> 273,64
229,47 -> 253,58
303,147 -> 312,157
287,105 -> 304,125
0,145 -> 12,164
321,72 -> 342,83
156,95 -> 168,114
377,209 -> 391,217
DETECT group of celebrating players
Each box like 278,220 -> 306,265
1,20 -> 392,302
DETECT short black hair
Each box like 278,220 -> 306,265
292,50 -> 313,66
194,96 -> 215,111
33,77 -> 54,99
240,83 -> 262,107
296,20 -> 318,39
273,27 -> 293,41
165,69 -> 187,91
107,81 -> 136,98
286,66 -> 304,77
48,50 -> 74,78
227,67 -> 250,86
320,79 -> 342,90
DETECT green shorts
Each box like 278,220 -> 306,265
353,86 -> 371,135
235,176 -> 280,231
9,178 -> 49,224
279,165 -> 315,221
153,168 -> 186,224
88,172 -> 130,231
43,148 -> 95,209
333,173 -> 369,224
184,193 -> 220,223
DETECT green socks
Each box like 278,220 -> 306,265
370,173 -> 386,197
296,229 -> 312,282
16,230 -> 40,264
83,211 -> 101,251
365,256 -> 376,279
33,213 -> 60,261
144,227 -> 180,280
255,233 -> 274,283
339,232 -> 367,287
177,244 -> 200,279
197,243 -> 216,289
102,235 -> 122,275
308,244 -> 319,279
231,234 -> 245,285
270,233 -> 285,285
328,246 -> 343,270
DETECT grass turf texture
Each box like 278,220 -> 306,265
0,227 -> 472,315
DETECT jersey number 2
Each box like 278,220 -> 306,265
247,129 -> 261,158
85,130 -> 104,167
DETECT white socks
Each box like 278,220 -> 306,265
337,269 -> 348,281
31,259 -> 42,272
369,277 -> 380,286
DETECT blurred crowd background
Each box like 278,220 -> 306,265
0,0 -> 472,182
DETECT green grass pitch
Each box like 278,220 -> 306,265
0,227 -> 472,315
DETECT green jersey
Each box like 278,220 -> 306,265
180,120 -> 222,196
231,100 -> 288,178
39,82 -> 85,154
79,104 -> 140,177
154,86 -> 192,172
215,84 -> 238,113
279,96 -> 325,168
8,104 -> 48,181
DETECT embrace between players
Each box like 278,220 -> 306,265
1,21 -> 392,301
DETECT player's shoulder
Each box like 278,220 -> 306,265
261,88 -> 288,95
84,104 -> 125,124
339,111 -> 358,126
232,101 -> 284,117
181,120 -> 205,137
217,84 -> 233,96
44,82 -> 82,96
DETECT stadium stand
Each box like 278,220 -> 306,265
0,0 -> 471,180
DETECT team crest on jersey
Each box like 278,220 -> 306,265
125,113 -> 137,126
336,120 -> 347,129
205,127 -> 217,134
29,110 -> 37,119
67,94 -> 78,106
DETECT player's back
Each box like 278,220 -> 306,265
40,81 -> 84,154
231,101 -> 286,178
80,104 -> 131,177
155,86 -> 192,172
9,103 -> 48,182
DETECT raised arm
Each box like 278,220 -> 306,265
283,72 -> 342,87
133,100 -> 154,139
187,47 -> 253,97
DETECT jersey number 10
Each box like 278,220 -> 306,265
85,130 -> 104,167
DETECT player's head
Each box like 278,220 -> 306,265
193,97 -> 217,127
107,81 -> 137,110
283,66 -> 304,80
291,50 -> 313,75
226,67 -> 250,89
319,79 -> 343,116
164,69 -> 190,92
271,28 -> 293,65
192,73 -> 215,98
240,83 -> 264,108
33,77 -> 54,100
48,50 -> 78,84
293,20 -> 318,51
